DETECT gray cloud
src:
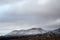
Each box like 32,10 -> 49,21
0,0 -> 60,35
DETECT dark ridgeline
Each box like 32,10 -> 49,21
0,28 -> 60,40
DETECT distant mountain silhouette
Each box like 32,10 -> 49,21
6,28 -> 47,36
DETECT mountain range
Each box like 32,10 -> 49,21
0,28 -> 60,40
6,28 -> 60,37
6,28 -> 47,36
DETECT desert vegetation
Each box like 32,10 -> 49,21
0,35 -> 60,40
9,37 -> 60,40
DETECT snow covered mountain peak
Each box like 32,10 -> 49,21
6,28 -> 47,36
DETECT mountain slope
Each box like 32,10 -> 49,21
43,28 -> 60,37
6,28 -> 47,36
6,28 -> 60,37
0,28 -> 60,40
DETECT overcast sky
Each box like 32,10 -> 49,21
0,0 -> 60,35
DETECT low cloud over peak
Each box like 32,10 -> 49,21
0,0 -> 60,35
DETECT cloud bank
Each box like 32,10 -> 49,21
0,0 -> 60,35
